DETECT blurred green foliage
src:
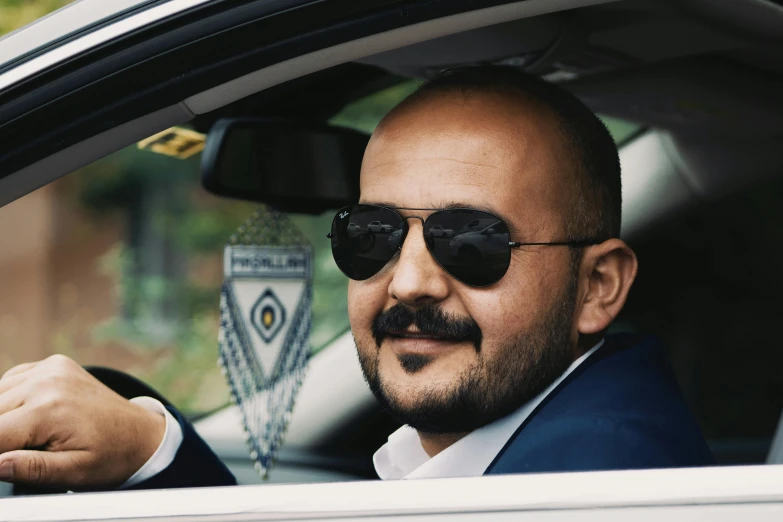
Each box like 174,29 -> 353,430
600,115 -> 641,144
330,80 -> 423,133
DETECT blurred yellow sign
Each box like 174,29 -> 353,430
138,127 -> 206,159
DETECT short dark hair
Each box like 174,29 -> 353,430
402,66 -> 622,241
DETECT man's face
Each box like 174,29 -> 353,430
349,90 -> 582,434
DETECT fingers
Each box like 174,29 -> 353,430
0,384 -> 25,416
0,372 -> 28,398
3,356 -> 80,383
0,354 -> 152,490
0,407 -> 44,455
0,355 -> 80,396
0,449 -> 89,489
1,361 -> 38,380
0,360 -> 42,396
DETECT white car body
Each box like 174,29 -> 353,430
429,225 -> 455,238
448,220 -> 505,257
367,221 -> 394,233
4,465 -> 783,521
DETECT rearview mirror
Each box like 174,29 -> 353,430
201,118 -> 369,214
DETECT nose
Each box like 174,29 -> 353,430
388,220 -> 451,306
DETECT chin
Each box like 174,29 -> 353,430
379,360 -> 458,396
380,351 -> 436,378
377,375 -> 451,411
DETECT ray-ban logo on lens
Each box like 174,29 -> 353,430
340,211 -> 349,219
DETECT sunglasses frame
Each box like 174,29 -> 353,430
328,204 -> 602,287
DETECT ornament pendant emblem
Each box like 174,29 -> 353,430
218,208 -> 313,478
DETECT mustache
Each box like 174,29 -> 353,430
372,304 -> 483,352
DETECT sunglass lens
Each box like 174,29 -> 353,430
424,210 -> 511,286
330,205 -> 405,280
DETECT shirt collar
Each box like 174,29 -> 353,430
373,339 -> 605,480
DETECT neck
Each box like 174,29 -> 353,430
417,431 -> 469,457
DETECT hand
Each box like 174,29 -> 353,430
0,355 -> 165,490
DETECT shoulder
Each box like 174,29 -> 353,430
487,415 -> 695,475
485,335 -> 715,475
487,412 -> 716,475
538,334 -> 695,424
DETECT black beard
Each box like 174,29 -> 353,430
356,267 -> 579,434
397,353 -> 432,373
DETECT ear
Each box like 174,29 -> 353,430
575,239 -> 638,335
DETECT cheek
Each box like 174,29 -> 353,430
348,279 -> 388,336
462,292 -> 525,349
461,257 -> 563,350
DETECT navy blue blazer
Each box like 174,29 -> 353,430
133,333 -> 713,489
486,333 -> 714,474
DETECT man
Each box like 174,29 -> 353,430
0,66 -> 713,491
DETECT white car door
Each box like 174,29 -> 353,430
3,465 -> 783,521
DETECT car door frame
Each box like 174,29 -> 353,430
3,464 -> 783,521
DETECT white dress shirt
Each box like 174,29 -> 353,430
373,339 -> 604,480
119,396 -> 183,488
129,339 -> 603,485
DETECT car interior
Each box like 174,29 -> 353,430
1,0 -> 783,492
189,0 -> 783,483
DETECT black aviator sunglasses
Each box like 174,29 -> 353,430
328,204 -> 601,287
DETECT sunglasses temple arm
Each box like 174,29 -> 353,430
509,240 -> 598,248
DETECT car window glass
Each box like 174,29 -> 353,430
0,0 -> 354,415
0,129 -> 350,416
330,80 -> 424,134
600,114 -> 642,144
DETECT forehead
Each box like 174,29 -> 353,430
359,90 -> 569,236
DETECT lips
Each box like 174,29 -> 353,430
388,328 -> 462,342
385,329 -> 472,357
